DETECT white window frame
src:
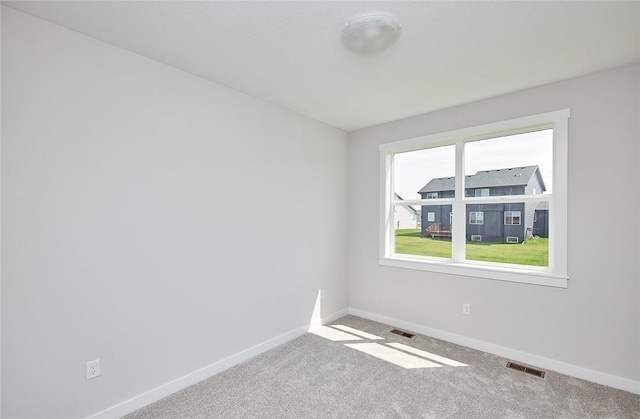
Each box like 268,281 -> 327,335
379,109 -> 569,288
426,192 -> 438,199
474,188 -> 489,197
469,211 -> 484,225
504,211 -> 521,225
427,212 -> 435,222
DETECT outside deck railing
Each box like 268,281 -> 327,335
426,223 -> 452,238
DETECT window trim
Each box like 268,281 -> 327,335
379,109 -> 569,288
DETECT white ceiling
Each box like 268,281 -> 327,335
4,1 -> 640,132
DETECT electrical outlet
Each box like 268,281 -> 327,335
86,359 -> 100,380
462,304 -> 471,315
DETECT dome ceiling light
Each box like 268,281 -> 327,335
341,11 -> 401,56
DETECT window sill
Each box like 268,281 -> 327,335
379,256 -> 568,288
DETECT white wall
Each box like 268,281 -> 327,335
349,65 -> 640,387
3,5 -> 639,418
1,7 -> 348,418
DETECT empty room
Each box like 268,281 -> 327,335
1,1 -> 639,418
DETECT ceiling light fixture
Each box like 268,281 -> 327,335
341,11 -> 401,56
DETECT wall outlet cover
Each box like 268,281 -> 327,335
86,359 -> 101,380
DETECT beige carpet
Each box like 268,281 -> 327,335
125,315 -> 640,418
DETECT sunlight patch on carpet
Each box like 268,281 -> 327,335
331,325 -> 384,340
311,326 -> 363,341
387,342 -> 467,367
345,343 -> 443,369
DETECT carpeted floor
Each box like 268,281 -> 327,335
124,315 -> 640,418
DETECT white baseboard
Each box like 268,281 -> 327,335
348,307 -> 640,395
86,308 -> 349,419
309,308 -> 349,330
86,305 -> 636,418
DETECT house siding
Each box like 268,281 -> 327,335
524,174 -> 548,238
419,167 -> 546,243
466,203 -> 525,243
465,185 -> 525,197
395,204 -> 419,229
533,208 -> 549,237
421,204 -> 452,236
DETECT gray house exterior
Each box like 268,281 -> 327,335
418,166 -> 547,243
533,202 -> 549,238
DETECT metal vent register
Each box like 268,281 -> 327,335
389,328 -> 415,339
506,361 -> 546,378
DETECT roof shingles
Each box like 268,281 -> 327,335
418,166 -> 543,193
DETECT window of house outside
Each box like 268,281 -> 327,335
469,212 -> 484,224
380,110 -> 569,288
504,211 -> 521,225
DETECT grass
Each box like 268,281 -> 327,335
394,229 -> 548,267
395,229 -> 453,258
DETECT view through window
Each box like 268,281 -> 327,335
380,110 -> 569,286
392,130 -> 552,267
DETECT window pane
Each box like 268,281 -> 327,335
464,129 -> 553,195
394,205 -> 452,259
465,202 -> 549,267
394,145 -> 455,200
469,211 -> 484,224
504,211 -> 521,225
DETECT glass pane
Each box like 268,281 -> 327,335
464,129 -> 553,196
394,205 -> 452,259
394,145 -> 456,200
465,202 -> 549,267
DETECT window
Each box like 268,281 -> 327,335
504,211 -> 521,225
469,211 -> 484,224
379,110 -> 569,288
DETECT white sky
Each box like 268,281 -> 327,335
394,129 -> 553,200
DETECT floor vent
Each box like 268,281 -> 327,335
389,329 -> 415,339
506,361 -> 546,378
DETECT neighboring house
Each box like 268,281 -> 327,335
533,201 -> 549,238
394,193 -> 421,229
418,166 -> 547,243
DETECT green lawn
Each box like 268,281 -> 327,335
395,229 -> 548,267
